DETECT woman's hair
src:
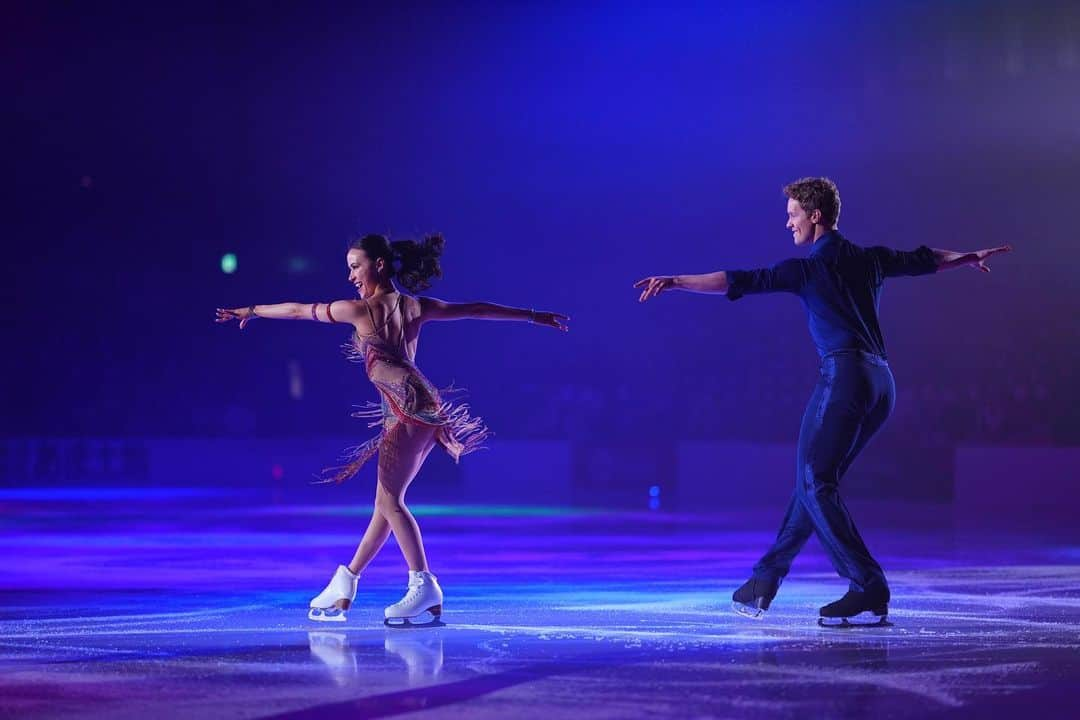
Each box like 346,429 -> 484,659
350,232 -> 445,293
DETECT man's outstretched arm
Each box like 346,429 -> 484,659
635,259 -> 809,302
634,271 -> 730,301
871,244 -> 1012,277
930,245 -> 1012,273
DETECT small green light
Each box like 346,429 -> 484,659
221,253 -> 237,274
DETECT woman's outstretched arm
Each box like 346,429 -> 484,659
419,297 -> 569,331
215,300 -> 365,329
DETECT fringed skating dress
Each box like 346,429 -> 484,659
322,295 -> 489,484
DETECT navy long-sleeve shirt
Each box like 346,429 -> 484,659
725,231 -> 937,359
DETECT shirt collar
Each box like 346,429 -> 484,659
809,229 -> 842,257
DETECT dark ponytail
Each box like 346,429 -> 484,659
391,233 -> 444,293
351,232 -> 445,293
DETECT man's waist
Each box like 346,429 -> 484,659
820,348 -> 889,366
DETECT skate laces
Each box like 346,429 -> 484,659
392,585 -> 422,608
407,572 -> 433,588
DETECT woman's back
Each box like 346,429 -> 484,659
354,292 -> 423,365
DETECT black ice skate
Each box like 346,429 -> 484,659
731,576 -> 782,619
817,588 -> 889,628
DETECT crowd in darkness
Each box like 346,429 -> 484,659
30,341 -> 1073,449
515,344 -> 1079,448
19,307 -> 1077,450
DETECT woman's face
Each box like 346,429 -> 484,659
347,248 -> 383,298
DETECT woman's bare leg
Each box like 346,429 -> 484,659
347,511 -> 391,575
375,422 -> 438,572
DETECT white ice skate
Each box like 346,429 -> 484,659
308,565 -> 359,622
384,570 -> 443,628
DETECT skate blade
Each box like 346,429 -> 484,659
731,601 -> 767,620
309,607 -> 348,623
384,606 -> 443,629
817,610 -> 889,629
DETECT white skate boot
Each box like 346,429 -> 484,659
384,570 -> 443,627
308,565 -> 359,622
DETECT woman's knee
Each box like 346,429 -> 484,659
375,486 -> 406,515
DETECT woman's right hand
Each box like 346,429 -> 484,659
215,306 -> 256,329
532,311 -> 570,332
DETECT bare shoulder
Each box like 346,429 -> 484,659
416,295 -> 443,308
416,295 -> 448,321
329,298 -> 371,331
331,298 -> 366,316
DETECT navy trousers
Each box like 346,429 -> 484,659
752,350 -> 894,594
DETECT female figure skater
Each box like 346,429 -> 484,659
216,233 -> 568,625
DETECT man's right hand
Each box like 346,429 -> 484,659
634,276 -> 678,302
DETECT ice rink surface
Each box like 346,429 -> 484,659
2,489 -> 1077,719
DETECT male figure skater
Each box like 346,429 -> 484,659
635,177 -> 1010,626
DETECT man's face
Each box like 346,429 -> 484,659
786,198 -> 818,246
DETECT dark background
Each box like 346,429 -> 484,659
6,1 -> 1077,459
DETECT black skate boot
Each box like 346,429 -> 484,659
818,587 -> 890,628
731,576 -> 781,620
